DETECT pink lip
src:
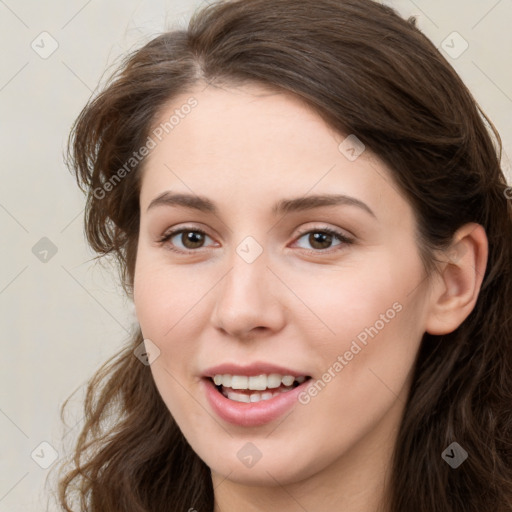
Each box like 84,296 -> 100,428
202,362 -> 309,378
201,376 -> 311,427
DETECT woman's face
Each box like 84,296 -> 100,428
133,82 -> 433,487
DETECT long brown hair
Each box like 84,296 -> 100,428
54,0 -> 512,510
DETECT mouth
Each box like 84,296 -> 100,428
201,363 -> 314,426
207,373 -> 313,403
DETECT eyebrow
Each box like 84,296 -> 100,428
146,191 -> 376,218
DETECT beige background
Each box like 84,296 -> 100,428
0,0 -> 511,510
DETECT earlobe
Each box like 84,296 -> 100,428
425,223 -> 488,335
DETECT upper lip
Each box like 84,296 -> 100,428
202,362 -> 310,378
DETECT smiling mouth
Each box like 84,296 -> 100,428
208,375 -> 312,403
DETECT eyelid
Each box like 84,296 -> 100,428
293,225 -> 354,242
157,223 -> 354,254
157,226 -> 216,252
289,225 -> 354,254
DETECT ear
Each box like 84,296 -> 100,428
425,223 -> 488,335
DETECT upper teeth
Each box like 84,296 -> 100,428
212,374 -> 306,390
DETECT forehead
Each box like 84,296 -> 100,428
138,82 -> 408,226
145,82 -> 342,171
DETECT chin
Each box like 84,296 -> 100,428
195,437 -> 324,487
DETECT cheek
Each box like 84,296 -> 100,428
302,250 -> 424,403
299,254 -> 412,350
132,258 -> 207,425
133,254 -> 206,339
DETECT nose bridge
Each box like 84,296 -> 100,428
211,238 -> 284,336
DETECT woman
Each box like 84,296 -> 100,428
55,0 -> 512,510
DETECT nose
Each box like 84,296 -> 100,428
210,248 -> 286,340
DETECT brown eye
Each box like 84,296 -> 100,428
159,228 -> 214,252
294,227 -> 352,252
307,232 -> 335,250
179,230 -> 206,249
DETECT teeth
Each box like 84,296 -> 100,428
248,375 -> 267,390
212,373 -> 308,390
281,375 -> 295,386
225,387 -> 294,403
226,390 -> 251,403
230,375 -> 248,389
267,374 -> 282,388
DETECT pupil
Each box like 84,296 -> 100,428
310,232 -> 331,249
184,231 -> 203,248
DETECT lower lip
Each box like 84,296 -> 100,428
202,378 -> 310,427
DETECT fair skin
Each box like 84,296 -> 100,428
133,82 -> 487,512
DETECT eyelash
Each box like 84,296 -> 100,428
157,225 -> 354,255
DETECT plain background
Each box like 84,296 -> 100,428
1,0 -> 511,510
